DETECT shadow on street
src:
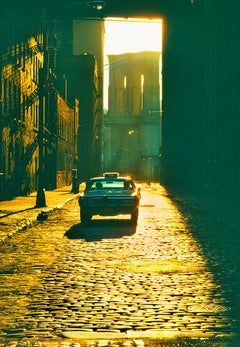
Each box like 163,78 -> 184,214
65,219 -> 137,241
0,206 -> 36,219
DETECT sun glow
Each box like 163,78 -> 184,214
104,17 -> 162,55
104,17 -> 162,109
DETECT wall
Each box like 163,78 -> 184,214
162,0 -> 240,203
56,94 -> 78,188
0,3 -> 43,198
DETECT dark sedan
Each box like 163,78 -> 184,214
79,172 -> 141,224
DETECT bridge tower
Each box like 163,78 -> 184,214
103,51 -> 161,180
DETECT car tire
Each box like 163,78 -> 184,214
80,209 -> 91,224
131,208 -> 139,224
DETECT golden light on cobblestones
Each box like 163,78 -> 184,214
0,185 -> 238,343
118,259 -> 205,274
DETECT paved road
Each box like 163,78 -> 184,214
0,185 -> 239,346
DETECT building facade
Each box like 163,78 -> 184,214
57,54 -> 102,181
56,95 -> 79,188
55,16 -> 104,180
0,2 -> 78,200
162,0 -> 240,203
0,2 -> 43,198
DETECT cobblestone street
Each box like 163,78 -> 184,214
0,184 -> 239,346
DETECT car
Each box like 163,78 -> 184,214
78,172 -> 141,224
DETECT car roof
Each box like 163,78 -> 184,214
90,172 -> 132,181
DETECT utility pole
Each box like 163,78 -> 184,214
35,67 -> 46,207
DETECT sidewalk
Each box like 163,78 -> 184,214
0,185 -> 82,244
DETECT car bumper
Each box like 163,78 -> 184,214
79,196 -> 139,216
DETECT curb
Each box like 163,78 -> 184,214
36,194 -> 80,221
0,193 -> 80,245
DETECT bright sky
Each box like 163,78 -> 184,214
104,18 -> 162,109
104,17 -> 162,55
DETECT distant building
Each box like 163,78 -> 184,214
57,54 -> 101,180
56,18 -> 104,180
103,51 -> 162,180
56,95 -> 79,188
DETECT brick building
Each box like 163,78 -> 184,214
0,2 -> 43,198
56,95 -> 79,188
0,2 -> 78,200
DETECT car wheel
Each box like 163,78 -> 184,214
80,209 -> 91,224
131,208 -> 139,224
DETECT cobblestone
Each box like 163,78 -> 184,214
0,184 -> 239,346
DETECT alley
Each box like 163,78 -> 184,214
0,184 -> 239,346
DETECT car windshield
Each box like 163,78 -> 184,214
88,179 -> 134,190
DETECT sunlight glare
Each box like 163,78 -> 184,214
104,17 -> 162,55
104,17 -> 162,110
